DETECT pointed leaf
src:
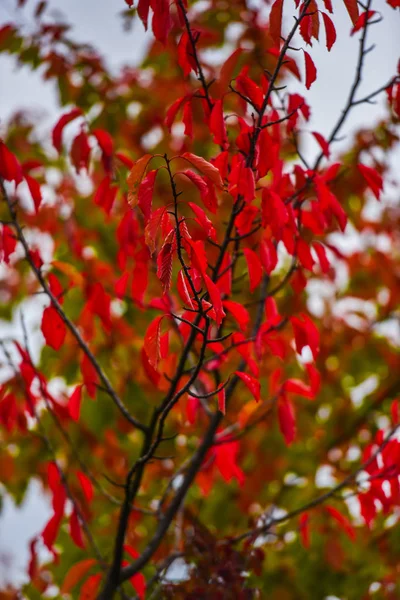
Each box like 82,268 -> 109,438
243,248 -> 262,292
52,108 -> 83,152
304,51 -> 317,89
181,152 -> 224,188
127,154 -> 153,208
41,306 -> 67,351
61,559 -> 97,594
235,371 -> 261,402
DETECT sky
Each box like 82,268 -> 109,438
0,0 -> 399,589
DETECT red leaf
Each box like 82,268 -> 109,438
297,238 -> 315,272
23,174 -> 42,213
164,95 -> 190,131
144,315 -> 164,369
79,574 -> 102,600
92,128 -> 113,157
325,506 -> 356,541
0,141 -> 22,183
123,547 -> 146,599
278,396 -> 296,445
94,176 -> 118,215
41,306 -> 67,350
260,239 -> 278,274
236,71 -> 264,111
223,300 -> 250,332
28,537 -> 38,580
178,30 -> 197,77
269,0 -> 283,46
61,559 -> 97,594
343,0 -> 360,25
203,273 -> 225,326
127,154 -> 153,208
1,224 -> 17,264
262,189 -> 288,235
312,131 -> 330,158
313,241 -> 330,273
304,51 -> 317,89
188,202 -> 216,240
138,169 -> 157,222
291,313 -> 320,360
299,513 -> 310,548
52,108 -> 83,152
243,248 -> 262,292
81,354 -> 98,399
115,271 -> 130,299
235,371 -> 261,402
48,273 -> 64,304
299,13 -> 313,45
183,100 -> 193,138
42,512 -> 63,550
214,439 -> 245,486
69,385 -> 83,421
145,207 -> 166,255
351,10 -> 376,34
70,508 -> 85,549
70,129 -> 91,173
151,0 -> 171,44
209,99 -> 228,148
177,269 -> 195,309
257,128 -> 277,177
181,152 -> 224,188
283,378 -> 314,399
358,163 -> 383,200
137,0 -> 151,29
77,471 -> 94,503
157,235 -> 174,292
218,48 -> 243,94
322,12 -> 336,51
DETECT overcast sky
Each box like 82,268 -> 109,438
0,0 -> 399,589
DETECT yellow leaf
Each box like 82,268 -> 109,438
52,260 -> 84,287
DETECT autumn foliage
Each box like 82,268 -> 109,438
1,0 -> 400,598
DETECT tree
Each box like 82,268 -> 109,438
0,0 -> 400,597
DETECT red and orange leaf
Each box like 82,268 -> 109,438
343,0 -> 360,25
127,154 -> 153,208
181,152 -> 224,188
61,559 -> 97,594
